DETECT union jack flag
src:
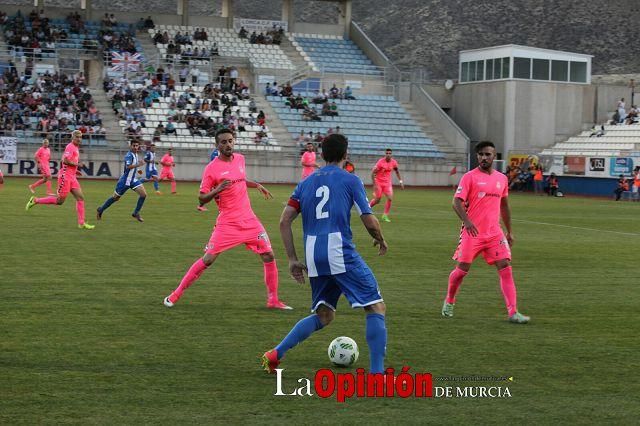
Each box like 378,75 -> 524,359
111,51 -> 141,72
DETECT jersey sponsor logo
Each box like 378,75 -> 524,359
221,171 -> 229,175
456,186 -> 463,193
257,231 -> 270,243
496,181 -> 501,189
478,182 -> 486,185
478,191 -> 486,199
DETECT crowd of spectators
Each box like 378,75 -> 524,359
104,67 -> 271,145
152,29 -> 219,64
0,66 -> 105,146
267,82 -> 352,123
2,9 -> 138,57
294,126 -> 343,152
612,97 -> 640,125
239,25 -> 284,45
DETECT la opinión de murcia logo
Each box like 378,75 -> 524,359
274,368 -> 512,401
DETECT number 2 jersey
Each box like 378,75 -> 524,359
288,165 -> 373,277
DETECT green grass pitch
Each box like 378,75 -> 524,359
1,178 -> 638,423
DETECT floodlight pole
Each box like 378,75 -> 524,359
630,79 -> 635,107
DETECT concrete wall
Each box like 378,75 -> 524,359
293,22 -> 344,37
594,84 -> 631,123
2,148 -> 463,187
422,84 -> 453,109
452,80 -> 594,156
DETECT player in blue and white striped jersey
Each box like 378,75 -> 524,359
262,134 -> 389,374
96,140 -> 149,222
144,143 -> 160,194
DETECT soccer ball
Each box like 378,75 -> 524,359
328,336 -> 359,367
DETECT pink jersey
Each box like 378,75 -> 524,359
35,146 -> 50,167
301,151 -> 316,178
161,154 -> 174,172
199,153 -> 257,224
454,167 -> 508,237
59,142 -> 79,178
373,158 -> 398,185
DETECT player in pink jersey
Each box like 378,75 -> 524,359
442,141 -> 529,323
163,128 -> 291,310
25,131 -> 95,230
300,142 -> 320,179
28,139 -> 54,195
158,148 -> 177,194
369,148 -> 404,222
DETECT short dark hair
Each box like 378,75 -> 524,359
322,134 -> 348,163
475,141 -> 495,153
385,148 -> 392,152
215,127 -> 234,141
130,139 -> 139,145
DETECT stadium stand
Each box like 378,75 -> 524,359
2,10 -> 142,58
289,33 -> 381,75
268,92 -> 443,158
150,25 -> 295,70
105,74 -> 281,152
541,124 -> 640,156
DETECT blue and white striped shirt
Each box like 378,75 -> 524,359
289,165 -> 373,277
121,151 -> 139,185
145,151 -> 157,172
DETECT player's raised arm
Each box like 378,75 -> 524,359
279,204 -> 306,283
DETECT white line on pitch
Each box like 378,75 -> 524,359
512,219 -> 640,237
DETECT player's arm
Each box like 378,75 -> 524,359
61,155 -> 78,167
371,167 -> 378,184
279,204 -> 307,283
500,197 -> 514,246
360,214 -> 387,256
246,179 -> 273,199
198,179 -> 231,204
394,167 -> 404,189
453,196 -> 478,237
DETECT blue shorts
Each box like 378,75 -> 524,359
146,169 -> 158,179
310,264 -> 383,312
115,178 -> 143,196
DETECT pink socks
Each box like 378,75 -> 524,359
46,180 -> 52,193
171,181 -> 177,193
263,260 -> 279,302
446,267 -> 468,304
498,266 -> 518,316
384,200 -> 392,215
76,200 -> 85,225
35,196 -> 57,204
169,258 -> 209,303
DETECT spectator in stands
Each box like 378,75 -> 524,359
589,124 -> 605,137
210,43 -> 219,57
329,84 -> 340,99
254,128 -> 269,144
239,26 -> 248,39
257,110 -> 266,127
249,31 -> 258,44
153,123 -> 164,142
344,86 -> 356,100
614,175 -> 629,201
218,65 -> 227,85
322,100 -> 339,116
190,66 -> 200,85
312,90 -> 327,104
282,83 -> 293,98
165,119 -> 177,135
264,82 -> 272,96
302,105 -> 321,121
626,106 -> 639,124
144,16 -> 155,29
616,98 -> 626,123
229,67 -> 239,90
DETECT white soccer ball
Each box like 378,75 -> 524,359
328,336 -> 359,367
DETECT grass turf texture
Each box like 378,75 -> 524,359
1,178 -> 638,424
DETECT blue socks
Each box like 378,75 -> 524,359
366,313 -> 387,374
133,196 -> 146,215
99,196 -> 116,212
275,314 -> 323,359
153,180 -> 159,191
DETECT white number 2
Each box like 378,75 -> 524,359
315,186 -> 330,219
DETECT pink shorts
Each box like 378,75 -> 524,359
39,163 -> 51,177
374,182 -> 392,198
57,173 -> 80,198
160,169 -> 175,180
453,232 -> 511,265
205,218 -> 272,255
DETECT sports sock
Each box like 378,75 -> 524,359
383,200 -> 392,215
35,195 -> 57,204
45,180 -> 52,193
171,180 -> 176,193
76,200 -> 85,225
100,196 -> 117,212
498,266 -> 518,317
32,178 -> 45,188
275,314 -> 323,359
366,313 -> 387,374
263,260 -> 279,302
169,258 -> 209,303
153,180 -> 159,191
133,195 -> 146,215
446,267 -> 468,304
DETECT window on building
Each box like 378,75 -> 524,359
469,61 -> 477,82
570,61 -> 587,83
532,59 -> 550,80
486,58 -> 494,80
514,57 -> 531,79
551,60 -> 568,81
475,60 -> 484,81
501,57 -> 510,79
461,62 -> 469,82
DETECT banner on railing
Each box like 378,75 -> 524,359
233,18 -> 288,33
111,51 -> 141,72
0,137 -> 17,163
